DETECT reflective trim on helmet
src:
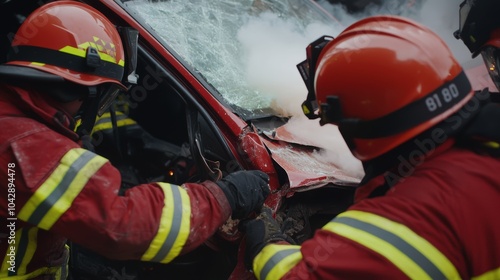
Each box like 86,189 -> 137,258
253,244 -> 302,280
17,148 -> 108,230
141,183 -> 191,264
7,45 -> 124,82
60,44 -> 125,66
333,71 -> 472,139
323,210 -> 460,280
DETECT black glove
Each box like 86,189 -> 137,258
216,170 -> 270,219
240,206 -> 292,269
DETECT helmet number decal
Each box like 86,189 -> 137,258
425,83 -> 460,112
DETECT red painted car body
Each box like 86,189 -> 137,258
84,1 -> 361,279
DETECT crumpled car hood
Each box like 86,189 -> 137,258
258,116 -> 363,191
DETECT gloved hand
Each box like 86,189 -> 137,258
216,170 -> 270,219
240,206 -> 293,269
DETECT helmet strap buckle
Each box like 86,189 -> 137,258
319,96 -> 343,125
85,47 -> 101,68
76,86 -> 99,140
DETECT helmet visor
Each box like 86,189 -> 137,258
297,35 -> 334,121
456,0 -> 500,56
97,84 -> 124,116
458,0 -> 472,35
480,46 -> 500,91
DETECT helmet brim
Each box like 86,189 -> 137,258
0,64 -> 64,83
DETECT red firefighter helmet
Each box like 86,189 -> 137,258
299,16 -> 474,161
4,0 -> 126,90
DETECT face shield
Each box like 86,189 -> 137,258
97,84 -> 123,116
96,27 -> 139,117
457,0 -> 471,38
75,27 -> 139,138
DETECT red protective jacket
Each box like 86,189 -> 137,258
0,84 -> 232,279
253,140 -> 500,279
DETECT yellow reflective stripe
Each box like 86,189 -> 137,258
323,210 -> 460,280
338,211 -> 459,278
472,267 -> 500,280
141,183 -> 191,263
92,112 -> 137,133
53,245 -> 70,280
74,119 -> 82,133
99,111 -> 125,118
1,230 -> 15,275
0,228 -> 38,277
14,227 -> 37,275
324,221 -> 429,279
0,266 -> 61,280
1,228 -> 22,276
59,45 -> 125,66
483,141 -> 500,149
253,244 -> 302,280
18,148 -> 108,230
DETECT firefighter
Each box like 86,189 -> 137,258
454,0 -> 500,93
0,1 -> 270,279
241,15 -> 500,279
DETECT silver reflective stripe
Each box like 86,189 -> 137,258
150,185 -> 183,262
260,248 -> 300,280
335,216 -> 446,279
26,152 -> 96,225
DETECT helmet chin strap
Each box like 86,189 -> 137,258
75,86 -> 100,149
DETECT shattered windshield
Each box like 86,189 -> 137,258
122,0 -> 342,119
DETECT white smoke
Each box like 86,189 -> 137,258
236,8 -> 363,178
237,11 -> 343,117
417,0 -> 478,65
237,1 -> 477,118
316,0 -> 479,65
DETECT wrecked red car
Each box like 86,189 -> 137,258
1,0 -> 361,278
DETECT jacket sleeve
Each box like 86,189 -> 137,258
251,201 -> 463,280
13,144 -> 231,263
250,217 -> 409,280
251,210 -> 462,280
